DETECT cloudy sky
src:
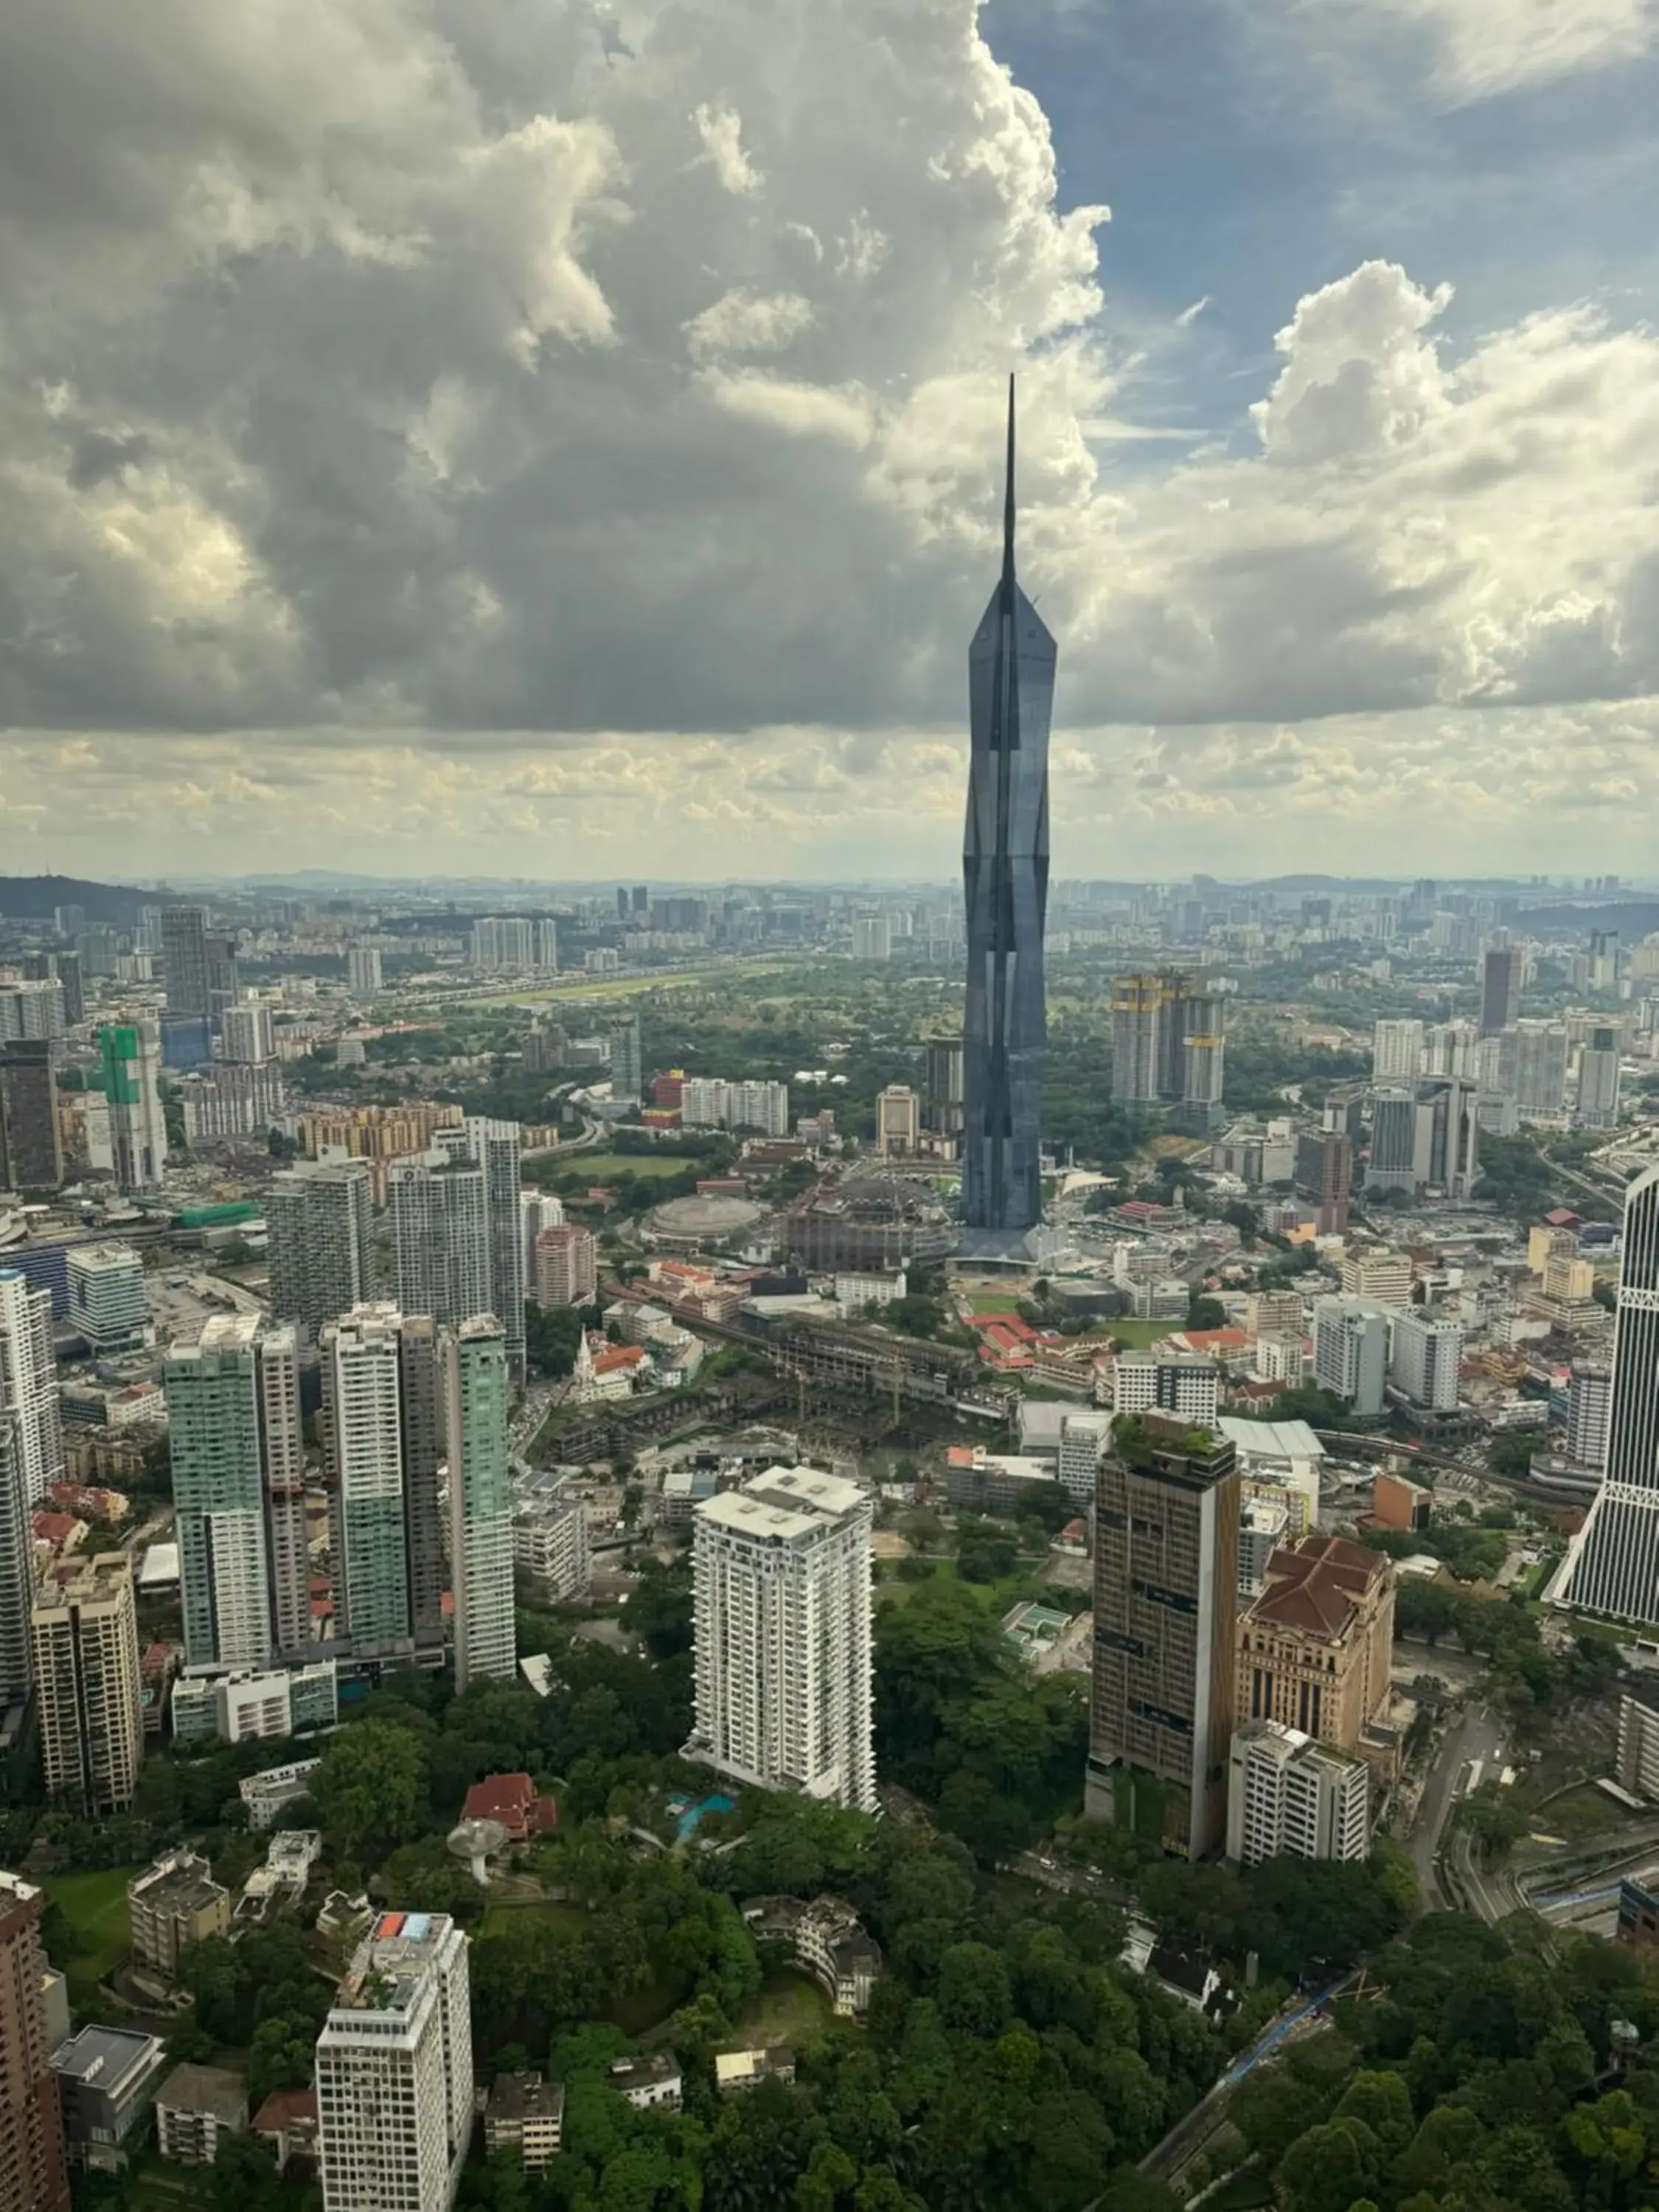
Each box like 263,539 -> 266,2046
3,0 -> 1658,886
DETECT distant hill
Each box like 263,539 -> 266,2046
0,874 -> 151,926
1514,900 -> 1659,941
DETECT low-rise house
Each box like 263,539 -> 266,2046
251,2087 -> 319,2171
714,2048 -> 796,2096
155,2062 -> 248,2164
484,2072 -> 565,2169
608,2053 -> 682,2112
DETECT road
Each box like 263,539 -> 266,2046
1135,1978 -> 1349,2187
1408,1703 -> 1509,1904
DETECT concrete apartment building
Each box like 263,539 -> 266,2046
1312,1299 -> 1390,1417
445,1318 -> 515,1693
265,1161 -> 375,1336
154,2063 -> 247,2165
686,1466 -> 876,1813
321,1307 -> 445,1659
534,1225 -> 597,1309
0,1871 -> 70,2212
1086,1415 -> 1241,1859
51,2027 -> 164,2174
1112,1352 -> 1219,1425
65,1245 -> 149,1354
316,1912 -> 473,2212
1387,1311 -> 1464,1413
1236,1534 -> 1397,1772
128,1851 -> 232,1983
1227,1719 -> 1371,1864
31,1554 -> 143,1815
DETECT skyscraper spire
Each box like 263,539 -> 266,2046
1003,373 -> 1017,588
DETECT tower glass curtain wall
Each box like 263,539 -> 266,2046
1555,1166 -> 1659,1623
961,380 -> 1052,1242
447,1321 -> 515,1691
166,1318 -> 274,1671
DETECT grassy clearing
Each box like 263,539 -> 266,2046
44,1865 -> 136,1997
1099,1316 -> 1180,1349
966,1293 -> 1025,1315
547,1152 -> 692,1183
470,959 -> 794,1009
734,1970 -> 835,2047
874,1559 -> 1045,1614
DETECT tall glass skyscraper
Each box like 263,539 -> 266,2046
961,380 -> 1054,1248
1553,1164 -> 1659,1623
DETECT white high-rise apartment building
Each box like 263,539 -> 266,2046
679,1078 -> 789,1137
446,1319 -> 515,1692
67,1242 -> 150,1352
1312,1299 -> 1389,1417
468,917 -> 557,974
686,1466 -> 875,1812
347,945 -> 383,999
512,1488 -> 591,1602
1056,1411 -> 1111,1503
1423,1020 -> 1478,1080
1567,1360 -> 1613,1471
1371,1019 -> 1425,1082
852,917 -> 891,961
534,1226 -> 597,1310
0,1267 -> 65,1509
520,1192 -> 566,1289
1387,1312 -> 1464,1413
463,1118 -> 524,1385
1514,1020 -> 1570,1117
1226,1720 -> 1371,1865
323,1307 -> 432,1653
316,1911 -> 473,2212
389,1152 -> 492,1330
1579,1028 -> 1623,1129
0,1269 -> 65,1709
219,1002 -> 275,1064
1112,1354 -> 1219,1426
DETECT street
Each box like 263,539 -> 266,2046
1408,1703 -> 1509,1905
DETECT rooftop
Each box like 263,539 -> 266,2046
1245,1533 -> 1390,1640
52,2024 -> 163,2092
156,2062 -> 247,2124
1216,1416 -> 1326,1461
333,1911 -> 456,2017
489,2072 -> 566,2124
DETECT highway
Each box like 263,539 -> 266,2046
1408,1703 -> 1509,1905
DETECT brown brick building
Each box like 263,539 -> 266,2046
1236,1534 -> 1397,1772
0,1871 -> 71,2212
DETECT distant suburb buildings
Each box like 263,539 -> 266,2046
686,1466 -> 875,1812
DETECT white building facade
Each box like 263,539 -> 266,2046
687,1466 -> 875,1812
1226,1720 -> 1371,1865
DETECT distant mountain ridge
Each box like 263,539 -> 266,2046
0,874 -> 151,925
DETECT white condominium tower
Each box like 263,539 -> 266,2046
164,1315 -> 309,1666
0,1269 -> 65,1708
1226,1720 -> 1371,1865
321,1307 -> 445,1658
1371,1019 -> 1425,1083
1554,1165 -> 1659,1623
32,1554 -> 144,1815
462,1118 -> 525,1385
316,1910 -> 473,2212
686,1465 -> 875,1812
446,1318 -> 515,1692
389,1150 -> 492,1335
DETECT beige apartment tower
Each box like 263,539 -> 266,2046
0,1872 -> 71,2212
31,1554 -> 143,1815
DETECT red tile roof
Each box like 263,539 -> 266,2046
1245,1533 -> 1388,1640
462,1773 -> 560,1842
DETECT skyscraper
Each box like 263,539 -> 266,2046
66,1244 -> 148,1354
686,1466 -> 875,1812
321,1307 -> 445,1659
218,1003 -> 274,1064
1579,1027 -> 1623,1129
1422,1076 -> 1480,1198
1480,946 -> 1520,1035
0,1268 -> 65,1510
519,1192 -> 566,1290
265,1162 -> 374,1337
1366,1088 -> 1427,1194
346,945 -> 383,1000
1554,1168 -> 1659,1623
923,1034 -> 964,1141
1180,992 -> 1227,1119
161,908 -> 237,1024
463,1119 -> 525,1385
1312,1299 -> 1389,1416
0,1040 -> 63,1192
389,1151 -> 492,1335
961,381 -> 1052,1247
316,1912 -> 473,2212
165,1316 -> 309,1669
0,1871 -> 72,2212
447,1319 -> 515,1692
98,1023 -> 168,1189
1086,1415 -> 1240,1858
1110,974 -> 1164,1105
606,1017 -> 642,1106
32,1554 -> 144,1815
